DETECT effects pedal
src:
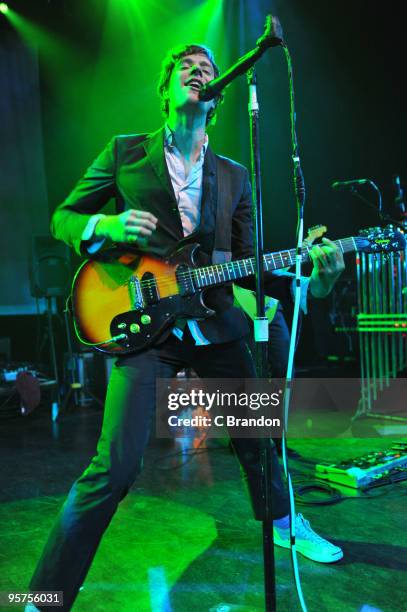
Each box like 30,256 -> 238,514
315,444 -> 407,488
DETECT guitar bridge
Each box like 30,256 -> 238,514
128,276 -> 144,310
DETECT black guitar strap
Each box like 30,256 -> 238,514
212,156 -> 233,265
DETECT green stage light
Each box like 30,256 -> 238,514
0,3 -> 9,14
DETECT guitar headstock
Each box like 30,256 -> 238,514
303,224 -> 328,247
356,226 -> 406,254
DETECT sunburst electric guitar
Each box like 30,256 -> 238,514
71,227 -> 405,355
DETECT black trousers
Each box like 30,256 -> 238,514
266,305 -> 291,379
30,329 -> 289,610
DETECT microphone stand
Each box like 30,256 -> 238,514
341,183 -> 406,230
200,15 -> 285,609
247,67 -> 276,612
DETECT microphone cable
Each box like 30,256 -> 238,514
278,43 -> 308,612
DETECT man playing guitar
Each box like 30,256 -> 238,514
28,44 -> 345,611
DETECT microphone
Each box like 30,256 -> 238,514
331,179 -> 370,191
392,174 -> 405,214
199,15 -> 283,102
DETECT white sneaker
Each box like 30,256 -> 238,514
274,513 -> 343,563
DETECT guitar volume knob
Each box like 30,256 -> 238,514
130,323 -> 141,334
140,315 -> 151,325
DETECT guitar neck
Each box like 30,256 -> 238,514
193,237 -> 359,289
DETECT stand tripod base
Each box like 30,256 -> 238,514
61,383 -> 104,413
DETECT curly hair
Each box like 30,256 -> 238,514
157,44 -> 224,126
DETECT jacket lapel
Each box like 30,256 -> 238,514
143,126 -> 177,203
143,126 -> 184,240
200,146 -> 217,233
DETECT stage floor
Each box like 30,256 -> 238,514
1,402 -> 406,612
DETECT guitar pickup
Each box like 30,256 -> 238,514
141,272 -> 160,305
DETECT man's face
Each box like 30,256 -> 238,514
166,52 -> 216,117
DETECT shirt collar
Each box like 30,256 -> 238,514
164,124 -> 209,160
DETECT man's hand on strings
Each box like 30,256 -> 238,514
309,237 -> 345,298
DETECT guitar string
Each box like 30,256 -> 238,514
133,239 -> 361,290
130,238 -> 361,290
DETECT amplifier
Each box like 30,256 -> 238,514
315,444 -> 407,488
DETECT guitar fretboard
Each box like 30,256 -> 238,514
192,237 -> 359,289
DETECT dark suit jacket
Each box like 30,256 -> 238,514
51,126 -> 293,343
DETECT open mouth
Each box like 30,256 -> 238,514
185,78 -> 203,91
